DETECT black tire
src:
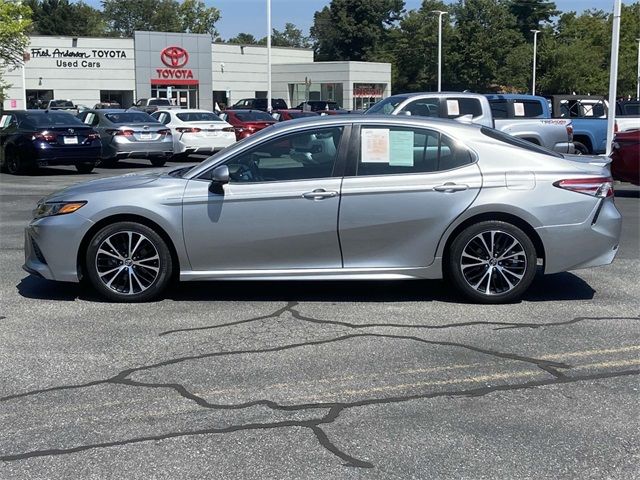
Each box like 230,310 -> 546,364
4,147 -> 32,175
447,221 -> 537,304
150,158 -> 167,167
85,221 -> 173,302
76,163 -> 95,174
573,141 -> 589,155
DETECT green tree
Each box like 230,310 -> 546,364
26,0 -> 105,36
508,0 -> 558,39
271,22 -> 310,48
0,0 -> 31,102
178,0 -> 220,37
227,32 -> 260,45
310,0 -> 405,61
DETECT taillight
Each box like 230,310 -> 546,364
158,129 -> 172,136
176,127 -> 200,133
554,177 -> 614,198
107,129 -> 134,136
87,132 -> 100,140
222,127 -> 234,132
566,124 -> 573,141
32,131 -> 57,142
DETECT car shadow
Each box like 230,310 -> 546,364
16,271 -> 595,304
29,166 -> 96,176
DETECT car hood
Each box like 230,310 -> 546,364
43,169 -> 168,202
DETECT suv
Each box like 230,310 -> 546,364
231,98 -> 288,111
131,98 -> 173,114
44,100 -> 77,111
295,101 -> 344,113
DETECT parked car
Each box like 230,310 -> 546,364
94,102 -> 121,109
44,99 -> 77,111
0,110 -> 100,174
231,98 -> 288,111
218,109 -> 276,140
547,95 -> 609,154
77,109 -> 173,167
295,101 -> 348,115
130,98 -> 173,114
24,115 -> 620,304
366,92 -> 574,154
271,110 -> 319,122
151,109 -> 236,156
610,130 -> 640,185
615,100 -> 640,133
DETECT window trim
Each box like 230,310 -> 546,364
195,124 -> 352,185
346,123 -> 478,178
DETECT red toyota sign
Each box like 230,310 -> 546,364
160,46 -> 189,68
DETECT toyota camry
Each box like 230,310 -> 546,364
23,115 -> 621,303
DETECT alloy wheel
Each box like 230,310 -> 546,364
460,230 -> 527,296
95,231 -> 160,295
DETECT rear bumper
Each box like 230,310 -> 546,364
33,146 -> 101,165
536,198 -> 622,273
103,139 -> 173,159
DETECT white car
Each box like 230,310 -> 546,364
151,109 -> 236,156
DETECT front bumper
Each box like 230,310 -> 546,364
23,213 -> 94,282
536,197 -> 622,274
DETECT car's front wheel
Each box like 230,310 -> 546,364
85,222 -> 173,302
447,221 -> 537,304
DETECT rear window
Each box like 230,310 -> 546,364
235,111 -> 274,122
480,126 -> 563,158
619,103 -> 640,115
105,112 -> 157,124
176,112 -> 223,122
148,99 -> 171,106
22,112 -> 84,127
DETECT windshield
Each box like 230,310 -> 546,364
480,126 -> 563,158
176,112 -> 223,122
289,111 -> 318,119
49,100 -> 74,108
364,96 -> 407,115
106,112 -> 158,124
22,112 -> 84,127
235,111 -> 274,122
148,99 -> 171,106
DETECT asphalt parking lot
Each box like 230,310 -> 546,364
0,160 -> 638,479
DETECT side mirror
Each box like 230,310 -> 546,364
399,110 -> 412,116
209,165 -> 229,194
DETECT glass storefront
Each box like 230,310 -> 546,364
352,83 -> 386,111
151,85 -> 198,108
288,83 -> 344,109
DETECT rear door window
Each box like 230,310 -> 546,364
401,98 -> 440,118
444,98 -> 483,118
513,101 -> 544,118
489,100 -> 509,119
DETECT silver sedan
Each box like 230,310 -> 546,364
24,115 -> 621,303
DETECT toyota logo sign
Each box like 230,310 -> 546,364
160,46 -> 189,68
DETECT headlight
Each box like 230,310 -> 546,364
33,201 -> 87,219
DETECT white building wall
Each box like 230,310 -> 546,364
211,43 -> 313,106
2,36 -> 135,110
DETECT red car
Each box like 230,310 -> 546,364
271,110 -> 319,121
219,109 -> 276,140
610,130 -> 640,185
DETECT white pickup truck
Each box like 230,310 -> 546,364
365,92 -> 575,154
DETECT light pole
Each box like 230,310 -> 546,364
431,10 -> 447,92
605,0 -> 621,156
266,0 -> 272,113
636,37 -> 640,100
531,29 -> 540,95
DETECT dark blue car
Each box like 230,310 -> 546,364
0,110 -> 101,175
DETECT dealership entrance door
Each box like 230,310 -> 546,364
151,84 -> 199,108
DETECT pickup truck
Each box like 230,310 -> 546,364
547,95 -> 609,155
130,97 -> 173,114
365,92 -> 574,154
615,100 -> 640,133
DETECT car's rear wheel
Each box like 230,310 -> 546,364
85,222 -> 173,302
447,221 -> 537,304
4,148 -> 32,175
573,141 -> 589,155
150,158 -> 166,167
76,162 -> 95,174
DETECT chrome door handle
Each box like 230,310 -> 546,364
302,189 -> 338,200
433,183 -> 469,192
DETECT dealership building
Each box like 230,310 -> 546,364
1,32 -> 391,112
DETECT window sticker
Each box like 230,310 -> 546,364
361,128 -> 389,163
389,130 -> 414,166
446,99 -> 460,116
0,115 -> 10,128
513,102 -> 525,117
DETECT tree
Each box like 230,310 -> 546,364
272,23 -> 310,48
178,0 -> 220,37
310,0 -> 405,61
227,32 -> 260,45
25,0 -> 105,36
508,0 -> 558,39
0,0 -> 31,102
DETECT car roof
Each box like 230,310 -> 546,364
485,94 -> 547,101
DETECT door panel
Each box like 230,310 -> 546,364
182,179 -> 342,270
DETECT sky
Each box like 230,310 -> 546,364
83,0 -> 636,40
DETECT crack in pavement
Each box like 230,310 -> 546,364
1,303 -> 638,467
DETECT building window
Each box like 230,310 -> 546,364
100,90 -> 134,109
288,83 -> 343,110
213,90 -> 228,111
353,83 -> 386,111
26,90 -> 54,109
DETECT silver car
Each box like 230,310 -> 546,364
23,116 -> 621,303
77,109 -> 173,167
